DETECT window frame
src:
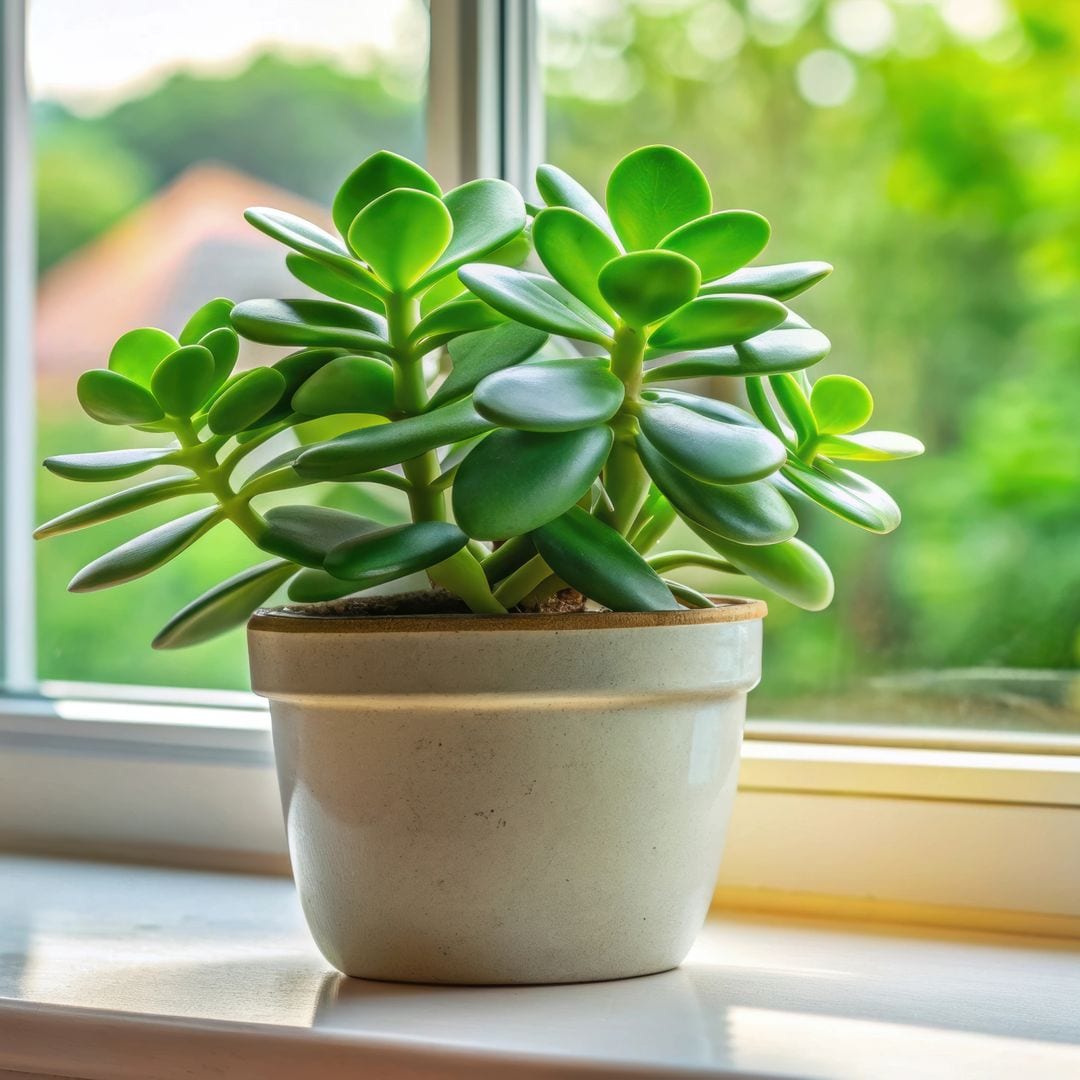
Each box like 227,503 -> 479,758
1,0 -> 1077,932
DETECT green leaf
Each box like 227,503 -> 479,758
43,447 -> 180,482
296,396 -> 492,479
702,261 -> 833,301
641,388 -> 760,428
473,358 -> 624,432
598,251 -> 700,328
291,355 -> 395,418
244,207 -> 380,291
180,299 -> 235,346
68,508 -> 222,593
810,374 -> 873,434
459,265 -> 613,345
659,210 -> 770,282
419,271 -> 467,316
285,252 -> 386,311
77,370 -> 164,426
662,580 -> 716,608
418,179 -> 527,288
780,459 -> 901,533
231,298 -> 389,352
649,295 -> 787,351
332,150 -> 441,240
287,567 -> 371,603
108,328 -> 179,387
536,163 -> 619,243
272,346 -> 346,394
606,145 -> 712,251
207,368 -> 287,436
532,506 -> 679,611
816,431 -> 925,462
153,560 -> 297,649
532,207 -> 620,321
639,401 -> 786,484
638,435 -> 797,545
34,476 -> 200,539
150,345 -> 216,417
453,426 -> 613,539
324,521 -> 468,582
347,188 -> 453,290
200,328 -> 240,397
733,327 -> 831,374
690,525 -> 835,611
261,505 -> 383,567
770,373 -> 817,444
429,323 -> 548,409
412,296 -> 504,348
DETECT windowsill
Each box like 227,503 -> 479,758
1,856 -> 1078,1079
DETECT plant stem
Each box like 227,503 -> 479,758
602,324 -> 651,536
493,554 -> 555,609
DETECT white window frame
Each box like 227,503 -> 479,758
2,0 -> 1078,934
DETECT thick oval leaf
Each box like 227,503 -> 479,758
291,355 -> 395,418
641,388 -> 760,428
288,567 -> 370,603
429,323 -> 548,409
150,345 -> 216,417
200,327 -> 240,397
598,251 -> 700,328
324,521 -> 468,582
419,271 -> 467,316
810,374 -> 873,434
532,506 -> 679,611
231,298 -> 389,353
108,328 -> 179,387
44,447 -> 180,482
180,299 -> 234,346
536,163 -> 619,242
816,431 -> 925,462
348,188 -> 453,290
459,265 -> 612,345
606,145 -> 712,251
639,401 -> 786,484
453,426 -> 613,539
703,261 -> 833,301
412,297 -> 504,348
68,508 -> 221,593
207,368 -> 287,436
261,505 -> 383,567
285,252 -> 385,311
34,476 -> 200,539
473,358 -> 624,432
770,373 -> 817,444
649,295 -> 787,351
638,435 -> 797,545
532,207 -> 620,321
733,327 -> 831,374
332,150 -> 441,241
152,560 -> 297,649
660,210 -> 770,282
418,179 -> 527,288
272,346 -> 346,395
77,370 -> 164,426
244,207 -> 380,291
296,396 -> 492,479
780,459 -> 900,533
690,525 -> 835,611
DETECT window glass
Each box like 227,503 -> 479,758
31,0 -> 427,689
540,0 -> 1080,733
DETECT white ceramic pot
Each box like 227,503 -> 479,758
248,599 -> 765,985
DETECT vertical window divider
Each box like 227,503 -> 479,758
0,0 -> 36,692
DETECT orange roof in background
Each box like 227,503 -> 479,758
36,163 -> 332,385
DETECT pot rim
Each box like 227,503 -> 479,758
249,595 -> 766,635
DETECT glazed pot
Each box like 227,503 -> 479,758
248,599 -> 765,985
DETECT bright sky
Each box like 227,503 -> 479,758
28,0 -> 424,113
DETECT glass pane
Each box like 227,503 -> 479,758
540,0 -> 1079,735
31,0 -> 427,690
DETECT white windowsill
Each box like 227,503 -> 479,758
1,855 -> 1078,1080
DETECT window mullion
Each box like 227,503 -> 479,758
0,0 -> 36,692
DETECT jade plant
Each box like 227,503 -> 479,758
37,146 -> 923,646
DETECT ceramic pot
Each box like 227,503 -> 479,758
248,599 -> 765,985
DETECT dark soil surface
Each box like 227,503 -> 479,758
283,587 -> 588,619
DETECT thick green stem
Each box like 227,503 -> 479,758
601,324 -> 651,536
493,554 -> 554,609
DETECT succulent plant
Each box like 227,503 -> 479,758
37,146 -> 922,646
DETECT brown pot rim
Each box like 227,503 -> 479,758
248,596 -> 766,635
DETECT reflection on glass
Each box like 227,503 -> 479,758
540,0 -> 1080,733
31,0 -> 427,689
